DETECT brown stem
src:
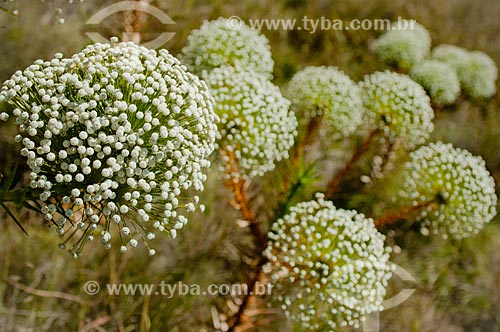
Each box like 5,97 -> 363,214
221,149 -> 266,249
295,117 -> 321,161
121,0 -> 151,44
227,257 -> 268,332
221,149 -> 271,331
326,128 -> 381,197
374,200 -> 437,227
226,118 -> 322,331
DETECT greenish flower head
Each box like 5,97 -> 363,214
360,71 -> 434,149
402,142 -> 497,239
264,194 -> 393,331
205,66 -> 297,177
456,51 -> 497,99
180,17 -> 274,79
431,44 -> 469,67
432,45 -> 498,99
410,60 -> 461,105
0,40 -> 219,256
371,20 -> 431,70
285,66 -> 363,138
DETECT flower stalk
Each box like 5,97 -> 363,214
222,148 -> 270,332
326,128 -> 381,197
374,199 -> 438,227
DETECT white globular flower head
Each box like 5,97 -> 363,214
285,66 -> 363,139
360,71 -> 434,149
431,44 -> 470,67
432,45 -> 498,99
371,20 -> 431,70
456,51 -> 497,99
401,142 -> 497,239
205,66 -> 297,178
410,60 -> 461,105
264,194 -> 393,331
0,40 -> 219,256
180,17 -> 274,79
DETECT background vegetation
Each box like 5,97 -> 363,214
0,0 -> 499,331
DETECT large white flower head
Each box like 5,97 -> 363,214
401,142 -> 497,239
432,45 -> 498,99
205,66 -> 297,178
360,71 -> 434,149
285,66 -> 363,138
180,17 -> 274,79
410,60 -> 461,105
371,20 -> 431,70
0,40 -> 219,256
264,194 -> 393,331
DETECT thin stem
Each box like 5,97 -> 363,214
326,128 -> 381,198
278,117 -> 321,219
227,257 -> 267,332
221,149 -> 266,249
293,117 -> 321,164
221,149 -> 272,332
374,199 -> 438,227
274,176 -> 303,222
121,0 -> 151,44
224,117 -> 322,331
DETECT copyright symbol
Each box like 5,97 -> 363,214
83,281 -> 100,295
226,16 -> 243,30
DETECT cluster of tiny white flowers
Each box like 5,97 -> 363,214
179,17 -> 274,79
410,60 -> 461,105
285,66 -> 363,138
401,142 -> 497,239
432,45 -> 498,99
0,39 -> 218,256
456,51 -> 497,99
431,44 -> 469,67
371,20 -> 431,70
360,71 -> 434,149
205,66 -> 297,177
264,194 -> 393,331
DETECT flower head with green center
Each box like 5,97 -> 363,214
410,60 -> 461,105
0,40 -> 219,256
285,66 -> 363,138
371,20 -> 431,70
264,194 -> 393,331
205,66 -> 297,177
432,45 -> 498,99
180,17 -> 274,79
401,142 -> 497,239
360,71 -> 434,149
